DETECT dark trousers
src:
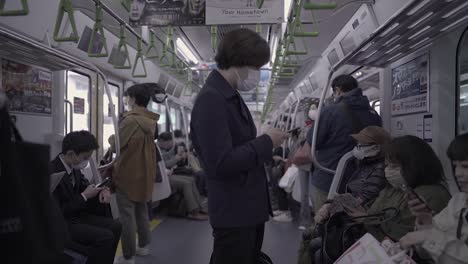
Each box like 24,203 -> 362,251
68,214 -> 122,264
209,223 -> 265,264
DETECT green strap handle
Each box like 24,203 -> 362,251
88,3 -> 108,58
303,2 -> 337,10
211,26 -> 217,51
0,0 -> 29,16
132,39 -> 147,78
114,25 -> 132,69
146,32 -> 159,59
53,0 -> 79,42
121,0 -> 131,12
256,0 -> 264,9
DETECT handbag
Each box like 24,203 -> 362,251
279,165 -> 299,193
321,207 -> 399,263
292,142 -> 313,167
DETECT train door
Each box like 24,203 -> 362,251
65,71 -> 92,133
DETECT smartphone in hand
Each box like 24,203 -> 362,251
96,177 -> 110,188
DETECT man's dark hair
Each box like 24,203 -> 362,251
159,132 -> 173,142
174,130 -> 184,138
215,28 -> 270,70
126,83 -> 164,107
62,130 -> 99,154
331,75 -> 358,93
447,133 -> 468,161
386,135 -> 444,188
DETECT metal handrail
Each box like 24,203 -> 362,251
64,99 -> 73,134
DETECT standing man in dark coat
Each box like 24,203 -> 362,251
190,28 -> 288,264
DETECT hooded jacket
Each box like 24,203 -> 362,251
311,88 -> 382,192
112,107 -> 159,202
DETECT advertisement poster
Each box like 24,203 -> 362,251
129,0 -> 205,26
391,55 -> 429,116
206,0 -> 283,25
1,59 -> 52,115
74,97 -> 85,114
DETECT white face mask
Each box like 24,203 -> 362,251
155,93 -> 166,103
73,159 -> 89,170
352,144 -> 381,160
236,68 -> 260,92
385,166 -> 405,189
308,109 -> 318,120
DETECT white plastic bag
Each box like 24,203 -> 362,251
152,146 -> 172,202
279,165 -> 298,193
335,233 -> 415,264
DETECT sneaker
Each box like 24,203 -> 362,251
298,225 -> 307,231
272,212 -> 293,222
136,244 -> 150,256
114,256 -> 135,264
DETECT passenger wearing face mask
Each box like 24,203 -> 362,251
344,135 -> 450,241
190,28 -> 289,264
399,134 -> 468,263
111,83 -> 161,264
50,131 -> 121,264
309,75 -> 382,214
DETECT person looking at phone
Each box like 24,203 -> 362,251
400,133 -> 468,263
309,135 -> 450,263
50,131 -> 121,264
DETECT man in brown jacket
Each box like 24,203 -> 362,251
112,84 -> 160,264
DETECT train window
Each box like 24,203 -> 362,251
457,27 -> 468,135
102,83 -> 120,153
66,71 -> 91,132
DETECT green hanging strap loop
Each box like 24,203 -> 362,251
256,0 -> 264,9
121,0 -> 131,12
303,2 -> 337,10
53,0 -> 79,42
0,0 -> 29,16
88,3 -> 109,57
132,39 -> 147,77
211,26 -> 217,52
256,24 -> 262,33
146,32 -> 159,59
114,24 -> 132,69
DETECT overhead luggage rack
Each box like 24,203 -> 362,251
0,25 -> 90,71
340,0 -> 468,68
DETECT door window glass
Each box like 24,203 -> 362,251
458,27 -> 468,134
66,71 -> 91,132
102,83 -> 119,152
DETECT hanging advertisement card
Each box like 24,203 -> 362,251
129,0 -> 205,26
1,59 -> 52,115
206,0 -> 283,25
391,54 -> 429,116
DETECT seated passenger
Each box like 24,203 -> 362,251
400,133 -> 468,263
344,126 -> 390,205
158,132 -> 208,220
312,135 -> 450,263
50,131 -> 121,264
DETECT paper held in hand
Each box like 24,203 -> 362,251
335,233 -> 416,264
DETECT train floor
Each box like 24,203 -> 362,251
125,217 -> 302,264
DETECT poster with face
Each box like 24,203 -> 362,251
129,0 -> 205,26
